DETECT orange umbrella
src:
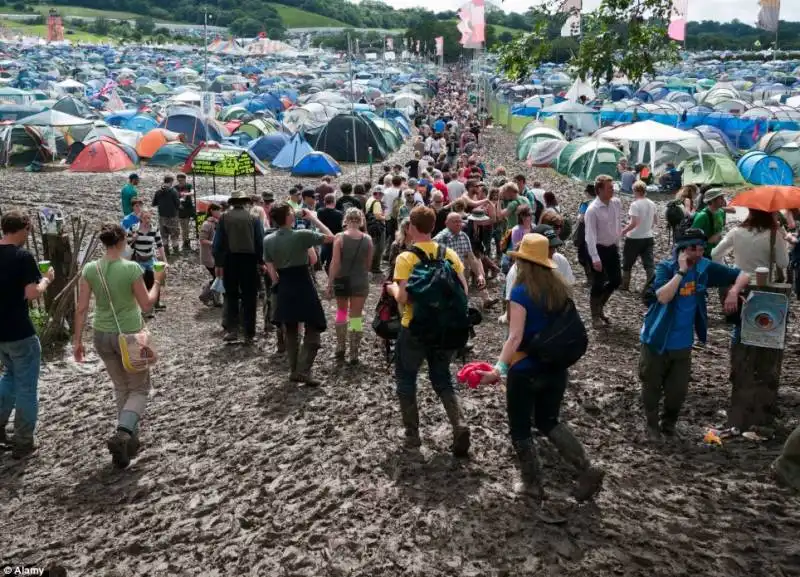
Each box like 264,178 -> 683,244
729,186 -> 800,212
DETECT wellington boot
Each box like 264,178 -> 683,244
398,396 -> 421,448
621,271 -> 631,292
512,438 -> 544,501
107,430 -> 132,469
348,331 -> 361,365
547,423 -> 604,502
334,322 -> 348,362
439,390 -> 470,458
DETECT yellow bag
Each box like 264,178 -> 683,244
97,261 -> 158,374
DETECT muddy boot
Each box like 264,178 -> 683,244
660,410 -> 680,438
128,434 -> 141,458
334,322 -> 347,362
292,342 -> 321,386
589,295 -> 604,329
11,437 -> 36,460
199,283 -> 213,305
398,395 -> 421,448
512,438 -> 544,500
348,331 -> 361,366
597,293 -> 612,324
439,390 -> 470,458
547,423 -> 604,502
223,330 -> 239,342
645,410 -> 662,441
275,327 -> 286,354
621,270 -> 631,292
582,263 -> 594,287
286,331 -> 300,377
107,429 -> 132,469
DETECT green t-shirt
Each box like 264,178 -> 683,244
263,228 -> 325,269
121,183 -> 138,216
503,196 -> 531,228
82,259 -> 144,334
692,208 -> 723,257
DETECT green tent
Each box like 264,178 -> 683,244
371,118 -> 402,151
679,153 -> 746,187
517,125 -> 564,161
567,141 -> 624,182
236,118 -> 280,140
554,137 -> 591,174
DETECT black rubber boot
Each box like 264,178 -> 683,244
439,390 -> 470,458
547,423 -> 604,502
398,395 -> 421,448
512,438 -> 544,501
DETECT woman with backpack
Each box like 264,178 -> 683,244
327,208 -> 373,365
575,184 -> 596,286
476,233 -> 604,502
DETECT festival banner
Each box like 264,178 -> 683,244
386,37 -> 394,51
668,0 -> 688,41
757,0 -> 780,32
435,36 -> 444,57
458,0 -> 485,48
559,0 -> 582,37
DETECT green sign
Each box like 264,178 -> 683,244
190,149 -> 257,177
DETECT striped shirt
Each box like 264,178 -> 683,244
128,227 -> 163,261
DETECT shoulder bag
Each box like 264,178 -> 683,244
96,260 -> 158,373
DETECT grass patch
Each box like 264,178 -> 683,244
0,18 -> 114,42
1,4 -> 178,23
490,24 -> 525,37
267,3 -> 347,28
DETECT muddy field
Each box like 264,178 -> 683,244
1,127 -> 799,577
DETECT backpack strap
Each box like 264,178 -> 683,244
435,244 -> 447,261
407,245 -> 432,264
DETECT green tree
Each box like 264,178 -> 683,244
91,16 -> 111,35
497,0 -> 680,86
135,16 -> 155,35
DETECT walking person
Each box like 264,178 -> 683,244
327,208 -> 373,365
365,187 -> 387,280
584,175 -> 623,327
121,173 -> 139,216
127,210 -> 167,315
575,183 -> 596,286
199,203 -> 222,306
152,175 -> 181,256
317,193 -> 344,274
264,202 -> 334,385
175,173 -> 194,251
212,191 -> 265,345
621,181 -> 657,292
388,206 -> 471,457
0,211 -> 55,459
73,223 -> 165,468
475,233 -> 604,501
639,228 -> 748,439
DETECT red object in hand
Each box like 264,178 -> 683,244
457,362 -> 494,389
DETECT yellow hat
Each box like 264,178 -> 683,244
508,233 -> 557,269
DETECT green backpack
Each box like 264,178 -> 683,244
405,245 -> 470,350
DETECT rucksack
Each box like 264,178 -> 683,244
405,245 -> 470,350
558,216 -> 573,242
372,283 -> 401,341
365,199 -> 385,238
665,200 -> 686,230
524,299 -> 588,370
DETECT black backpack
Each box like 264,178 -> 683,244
365,199 -> 385,239
524,299 -> 588,370
665,200 -> 685,229
405,245 -> 470,350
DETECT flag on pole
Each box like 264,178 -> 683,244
355,38 -> 359,53
668,0 -> 688,41
386,37 -> 393,51
559,0 -> 582,37
435,36 -> 444,57
458,0 -> 485,47
757,0 -> 780,32
416,40 -> 420,53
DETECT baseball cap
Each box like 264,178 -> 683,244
532,224 -> 563,247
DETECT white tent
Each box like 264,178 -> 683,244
598,120 -> 701,169
539,101 -> 599,135
55,78 -> 85,89
565,78 -> 596,104
18,109 -> 92,127
172,90 -> 203,104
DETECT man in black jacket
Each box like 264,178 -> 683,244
175,173 -> 195,251
212,190 -> 265,345
152,175 -> 181,256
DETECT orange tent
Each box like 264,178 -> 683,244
69,140 -> 135,173
136,128 -> 183,159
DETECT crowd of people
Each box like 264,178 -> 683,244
1,70 -> 798,495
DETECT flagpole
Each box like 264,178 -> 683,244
348,32 -> 358,176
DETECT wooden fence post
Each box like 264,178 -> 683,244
42,232 -> 73,315
728,282 -> 792,430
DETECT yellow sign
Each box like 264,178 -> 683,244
190,149 -> 257,177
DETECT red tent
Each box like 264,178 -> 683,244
69,140 -> 135,173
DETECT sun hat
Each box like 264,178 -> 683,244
262,191 -> 275,202
229,190 -> 250,201
703,188 -> 726,203
508,234 -> 557,269
675,227 -> 708,249
467,210 -> 492,223
532,224 -> 564,248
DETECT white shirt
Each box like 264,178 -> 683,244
627,197 -> 657,239
430,138 -> 442,155
584,197 -> 623,261
382,187 -> 400,213
505,253 -> 574,300
711,227 -> 789,276
447,179 -> 466,200
529,188 -> 546,205
424,136 -> 434,153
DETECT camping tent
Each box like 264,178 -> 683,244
137,128 -> 183,158
566,141 -> 625,182
539,101 -> 599,135
69,140 -> 135,173
679,153 -> 747,187
0,125 -> 51,166
272,133 -> 314,170
753,131 -> 800,180
737,151 -> 795,185
310,113 -> 389,163
248,133 -> 291,162
516,125 -> 564,160
159,109 -> 226,145
527,139 -> 569,167
291,152 -> 342,177
598,120 -> 701,169
148,142 -> 193,167
18,109 -> 92,127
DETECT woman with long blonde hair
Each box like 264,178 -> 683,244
327,208 -> 373,364
477,233 -> 604,502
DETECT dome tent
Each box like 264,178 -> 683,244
516,124 -> 564,160
679,153 -> 746,187
310,113 -> 389,163
69,140 -> 135,173
527,139 -> 569,167
272,133 -> 314,170
737,151 -> 795,185
566,141 -> 625,182
159,107 -> 226,146
249,132 -> 291,162
754,131 -> 800,181
291,151 -> 342,177
0,125 -> 51,166
148,142 -> 193,167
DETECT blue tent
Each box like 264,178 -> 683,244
291,152 -> 342,177
272,133 -> 313,170
159,110 -> 224,145
737,151 -> 795,185
248,132 -> 290,161
124,114 -> 158,133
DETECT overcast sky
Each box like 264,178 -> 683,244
369,0 -> 800,24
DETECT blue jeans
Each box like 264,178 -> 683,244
395,328 -> 454,398
0,335 -> 42,443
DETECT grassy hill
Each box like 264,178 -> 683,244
3,4 -> 144,20
267,3 -> 348,28
0,17 -> 112,41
